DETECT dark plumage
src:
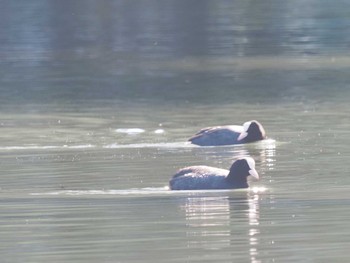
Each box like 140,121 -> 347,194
169,157 -> 259,190
189,120 -> 266,146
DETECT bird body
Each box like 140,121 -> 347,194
170,166 -> 232,190
189,121 -> 266,146
169,157 -> 259,190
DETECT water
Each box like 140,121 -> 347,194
1,1 -> 350,262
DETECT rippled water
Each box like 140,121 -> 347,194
2,102 -> 350,262
1,1 -> 350,262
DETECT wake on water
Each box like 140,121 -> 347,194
30,187 -> 267,196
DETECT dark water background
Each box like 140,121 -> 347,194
1,1 -> 350,262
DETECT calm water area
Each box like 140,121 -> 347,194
1,1 -> 350,262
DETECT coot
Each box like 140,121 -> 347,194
189,120 -> 266,146
169,157 -> 259,190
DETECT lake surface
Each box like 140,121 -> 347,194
1,1 -> 350,262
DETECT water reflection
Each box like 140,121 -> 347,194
179,191 -> 263,262
2,0 -> 350,106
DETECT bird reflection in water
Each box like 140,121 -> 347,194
180,190 -> 264,263
177,139 -> 274,261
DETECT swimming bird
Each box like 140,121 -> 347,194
169,157 -> 259,190
189,120 -> 266,146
